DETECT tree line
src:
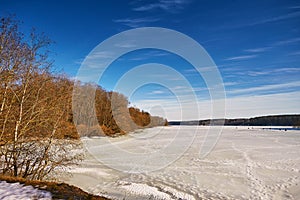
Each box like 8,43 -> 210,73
72,83 -> 167,137
169,114 -> 300,126
0,16 -> 166,180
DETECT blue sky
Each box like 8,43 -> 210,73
1,0 -> 299,120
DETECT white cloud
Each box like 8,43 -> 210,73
274,67 -> 300,73
275,37 -> 300,46
128,50 -> 170,61
114,43 -> 137,48
244,47 -> 270,53
133,91 -> 300,120
132,0 -> 191,13
86,51 -> 115,59
113,17 -> 160,28
228,81 -> 300,95
184,66 -> 216,74
172,86 -> 187,90
288,6 -> 300,9
224,82 -> 239,87
224,55 -> 257,61
249,11 -> 300,26
288,51 -> 300,56
247,71 -> 271,76
246,67 -> 300,77
218,11 -> 300,30
149,90 -> 165,95
225,91 -> 300,118
74,58 -> 84,65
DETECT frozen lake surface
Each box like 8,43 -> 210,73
62,126 -> 300,200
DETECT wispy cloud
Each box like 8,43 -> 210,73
289,51 -> 300,56
275,37 -> 300,46
88,51 -> 115,59
133,91 -> 300,120
273,67 -> 300,73
288,6 -> 300,9
132,0 -> 191,13
247,67 -> 300,76
228,81 -> 300,95
125,50 -> 170,61
249,11 -> 300,26
113,17 -> 160,28
247,71 -> 271,76
225,91 -> 300,119
219,11 -> 300,30
224,82 -> 239,87
224,55 -> 258,61
114,43 -> 137,48
74,58 -> 84,65
243,36 -> 300,57
184,66 -> 217,74
148,90 -> 165,95
244,47 -> 271,53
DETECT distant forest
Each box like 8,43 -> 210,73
169,115 -> 300,126
73,84 -> 167,137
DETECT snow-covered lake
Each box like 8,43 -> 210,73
62,126 -> 300,200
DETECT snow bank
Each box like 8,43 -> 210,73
0,181 -> 52,200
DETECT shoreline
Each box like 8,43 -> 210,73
0,175 -> 111,200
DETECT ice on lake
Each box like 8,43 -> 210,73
62,126 -> 300,200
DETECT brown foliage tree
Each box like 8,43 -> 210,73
0,17 -> 81,180
72,83 -> 167,137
